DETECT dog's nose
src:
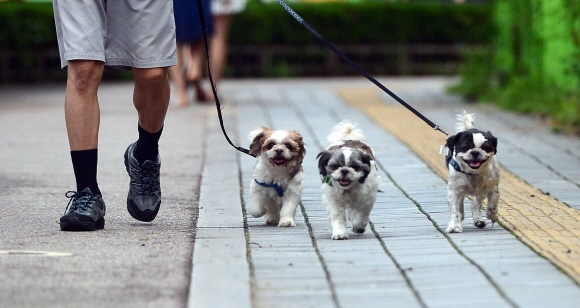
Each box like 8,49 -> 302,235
275,148 -> 283,155
341,169 -> 349,176
471,151 -> 480,159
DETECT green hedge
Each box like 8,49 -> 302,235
0,0 -> 492,82
231,0 -> 492,45
0,2 -> 57,50
0,1 -> 492,49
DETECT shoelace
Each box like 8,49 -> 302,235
130,162 -> 160,195
64,190 -> 96,214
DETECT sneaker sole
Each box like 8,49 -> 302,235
60,216 -> 105,232
126,202 -> 158,222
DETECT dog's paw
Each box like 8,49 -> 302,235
445,222 -> 463,234
264,214 -> 279,226
332,233 -> 348,240
331,231 -> 349,240
278,218 -> 296,227
485,210 -> 498,223
352,227 -> 366,234
474,220 -> 486,229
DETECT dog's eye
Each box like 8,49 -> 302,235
328,163 -> 339,170
266,142 -> 275,150
481,144 -> 493,152
351,165 -> 360,171
285,143 -> 294,151
456,146 -> 470,153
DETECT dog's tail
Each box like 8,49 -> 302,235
455,111 -> 475,132
327,120 -> 366,143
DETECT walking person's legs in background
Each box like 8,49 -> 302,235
168,42 -> 190,107
209,13 -> 233,90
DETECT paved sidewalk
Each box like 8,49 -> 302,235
2,78 -> 580,308
192,77 -> 580,308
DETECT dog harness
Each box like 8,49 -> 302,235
450,158 -> 475,176
254,163 -> 302,197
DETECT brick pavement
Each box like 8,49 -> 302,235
2,78 -> 580,308
188,78 -> 580,308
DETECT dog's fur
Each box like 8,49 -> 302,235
444,111 -> 500,233
317,121 -> 379,240
248,126 -> 306,227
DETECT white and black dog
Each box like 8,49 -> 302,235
317,121 -> 379,240
444,111 -> 499,233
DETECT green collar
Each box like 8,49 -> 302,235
323,175 -> 333,186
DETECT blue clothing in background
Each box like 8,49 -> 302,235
173,0 -> 213,43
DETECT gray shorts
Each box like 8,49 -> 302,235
53,0 -> 177,70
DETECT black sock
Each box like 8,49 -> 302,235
70,149 -> 101,196
134,124 -> 163,164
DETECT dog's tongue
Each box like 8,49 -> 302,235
273,157 -> 286,165
469,161 -> 482,168
339,180 -> 351,187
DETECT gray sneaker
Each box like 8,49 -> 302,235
124,142 -> 161,222
60,188 -> 106,231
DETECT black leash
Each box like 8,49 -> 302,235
195,0 -> 256,157
274,0 -> 450,136
194,0 -> 450,159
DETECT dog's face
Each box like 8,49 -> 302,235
445,129 -> 497,172
249,126 -> 305,167
317,148 -> 372,188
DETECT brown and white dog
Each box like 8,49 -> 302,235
248,126 -> 306,227
444,111 -> 500,233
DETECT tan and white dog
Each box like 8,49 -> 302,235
248,126 -> 306,227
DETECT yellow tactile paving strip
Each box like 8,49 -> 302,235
338,87 -> 580,283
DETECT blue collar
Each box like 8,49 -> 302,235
450,158 -> 474,176
254,179 -> 284,197
254,163 -> 302,197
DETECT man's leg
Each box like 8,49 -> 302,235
65,60 -> 103,151
124,67 -> 170,222
133,67 -> 170,137
60,60 -> 107,232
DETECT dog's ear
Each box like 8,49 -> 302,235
290,130 -> 306,160
316,151 -> 331,176
358,153 -> 372,184
487,132 -> 498,154
249,128 -> 267,156
444,133 -> 461,164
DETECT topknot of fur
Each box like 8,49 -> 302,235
327,120 -> 366,143
455,110 -> 475,132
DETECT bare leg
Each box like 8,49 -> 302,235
187,40 -> 212,102
209,14 -> 233,87
132,67 -> 171,133
168,42 -> 189,107
65,60 -> 105,151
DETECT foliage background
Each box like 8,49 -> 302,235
453,0 -> 580,132
0,0 -> 491,82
